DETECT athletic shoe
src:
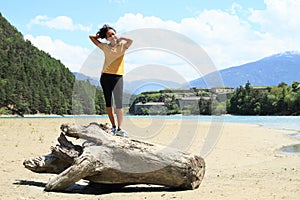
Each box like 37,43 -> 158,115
111,127 -> 117,134
115,129 -> 128,137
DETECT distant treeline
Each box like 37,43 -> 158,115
227,81 -> 300,115
129,81 -> 300,116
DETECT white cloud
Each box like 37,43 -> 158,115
24,34 -> 91,72
114,12 -> 251,75
249,0 -> 300,37
113,1 -> 300,72
116,13 -> 179,32
28,15 -> 92,32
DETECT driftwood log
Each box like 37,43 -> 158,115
23,122 -> 205,192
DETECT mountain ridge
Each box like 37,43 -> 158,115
190,51 -> 300,88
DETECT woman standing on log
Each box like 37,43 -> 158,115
89,24 -> 133,137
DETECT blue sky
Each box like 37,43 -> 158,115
1,0 -> 300,82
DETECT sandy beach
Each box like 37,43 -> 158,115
0,117 -> 299,200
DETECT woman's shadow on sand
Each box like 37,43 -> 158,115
14,179 -> 183,195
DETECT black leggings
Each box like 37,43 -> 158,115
100,73 -> 123,109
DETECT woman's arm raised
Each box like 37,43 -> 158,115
119,36 -> 133,49
89,34 -> 104,48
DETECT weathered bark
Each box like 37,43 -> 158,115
23,122 -> 205,192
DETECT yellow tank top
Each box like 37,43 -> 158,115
101,43 -> 126,75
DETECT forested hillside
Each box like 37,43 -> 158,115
0,13 -> 105,115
